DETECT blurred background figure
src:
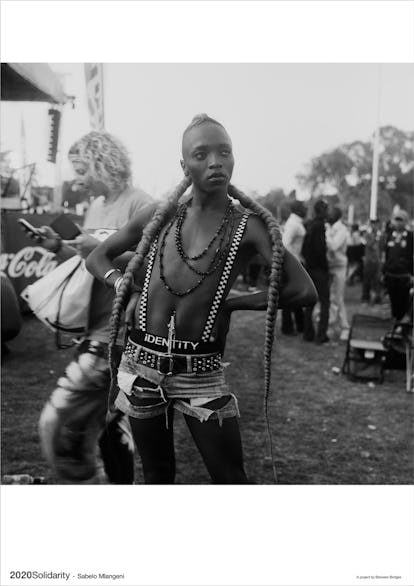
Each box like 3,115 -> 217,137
361,219 -> 383,305
382,209 -> 413,321
281,199 -> 307,335
346,223 -> 365,286
37,130 -> 153,485
1,271 -> 22,356
326,206 -> 351,341
302,199 -> 330,344
244,252 -> 266,292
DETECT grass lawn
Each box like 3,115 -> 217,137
1,283 -> 413,484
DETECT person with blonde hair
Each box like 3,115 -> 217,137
87,114 -> 317,484
35,131 -> 153,484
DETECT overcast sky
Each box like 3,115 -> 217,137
1,63 -> 413,200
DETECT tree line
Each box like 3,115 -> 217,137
257,125 -> 413,223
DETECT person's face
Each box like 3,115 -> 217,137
181,123 -> 234,193
392,216 -> 405,231
71,160 -> 91,189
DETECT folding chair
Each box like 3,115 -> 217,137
342,314 -> 394,382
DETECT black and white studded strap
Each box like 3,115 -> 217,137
201,213 -> 249,343
137,239 -> 158,331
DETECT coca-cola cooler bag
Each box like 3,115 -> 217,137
0,212 -> 80,311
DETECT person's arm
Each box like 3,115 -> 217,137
281,219 -> 295,252
226,215 -> 317,313
29,225 -> 79,262
326,224 -> 347,252
85,204 -> 156,289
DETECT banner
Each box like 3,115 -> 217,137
84,63 -> 105,130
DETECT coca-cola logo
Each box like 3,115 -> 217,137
0,247 -> 58,279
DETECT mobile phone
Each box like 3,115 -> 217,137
17,218 -> 46,240
50,215 -> 82,240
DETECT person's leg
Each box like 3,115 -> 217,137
335,267 -> 349,330
303,268 -> 317,341
372,264 -> 382,303
361,261 -> 372,302
128,409 -> 176,484
385,277 -> 400,320
294,307 -> 304,333
303,303 -> 315,341
328,270 -> 338,326
314,269 -> 330,342
184,397 -> 248,484
281,308 -> 295,334
249,263 -> 261,287
39,342 -> 136,484
389,279 -> 411,321
98,411 -> 135,484
39,361 -> 106,484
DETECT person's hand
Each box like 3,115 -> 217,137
125,290 -> 140,330
65,232 -> 99,259
32,225 -> 62,254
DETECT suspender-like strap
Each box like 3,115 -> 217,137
138,213 -> 249,340
138,239 -> 158,331
201,213 -> 249,342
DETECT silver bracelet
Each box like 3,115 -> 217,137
104,268 -> 121,284
114,276 -> 123,294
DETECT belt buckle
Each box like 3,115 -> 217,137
157,354 -> 174,376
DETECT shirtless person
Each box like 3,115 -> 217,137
87,114 -> 317,484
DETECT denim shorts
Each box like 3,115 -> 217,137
115,353 -> 239,425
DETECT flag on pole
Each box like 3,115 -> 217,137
84,64 -> 105,130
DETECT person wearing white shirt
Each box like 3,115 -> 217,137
281,200 -> 307,335
326,207 -> 350,340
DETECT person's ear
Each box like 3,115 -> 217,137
180,159 -> 190,176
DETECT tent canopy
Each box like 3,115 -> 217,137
1,63 -> 67,104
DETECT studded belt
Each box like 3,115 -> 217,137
124,339 -> 222,376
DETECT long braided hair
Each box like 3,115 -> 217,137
107,114 -> 284,480
227,184 -> 284,481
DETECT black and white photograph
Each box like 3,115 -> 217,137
1,2 -> 413,586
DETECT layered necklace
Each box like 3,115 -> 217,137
159,198 -> 235,297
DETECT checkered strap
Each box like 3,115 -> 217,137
137,239 -> 158,331
201,213 -> 249,342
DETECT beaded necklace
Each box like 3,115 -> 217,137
175,199 -> 233,260
159,198 -> 236,297
175,201 -> 235,276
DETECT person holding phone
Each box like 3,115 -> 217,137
30,131 -> 153,484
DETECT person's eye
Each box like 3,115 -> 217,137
221,150 -> 231,156
194,152 -> 206,160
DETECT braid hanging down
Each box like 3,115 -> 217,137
227,184 -> 285,482
107,175 -> 192,409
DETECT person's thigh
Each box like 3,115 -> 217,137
184,398 -> 248,484
128,410 -> 176,484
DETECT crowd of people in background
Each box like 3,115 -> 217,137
245,197 -> 413,344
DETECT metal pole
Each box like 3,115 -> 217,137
347,203 -> 355,226
369,65 -> 382,221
